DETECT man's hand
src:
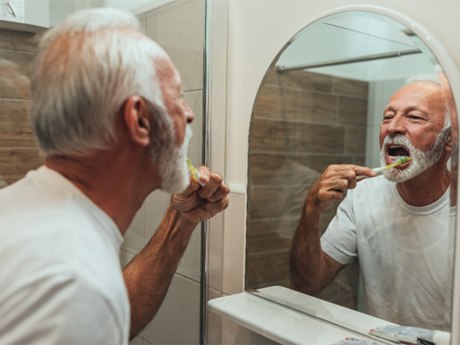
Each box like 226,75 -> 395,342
306,164 -> 375,213
172,166 -> 230,224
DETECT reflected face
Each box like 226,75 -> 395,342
380,127 -> 450,182
379,82 -> 451,182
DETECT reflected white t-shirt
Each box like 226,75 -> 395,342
321,176 -> 454,331
0,166 -> 130,344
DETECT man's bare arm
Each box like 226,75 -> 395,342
123,169 -> 229,339
290,164 -> 374,294
290,204 -> 343,295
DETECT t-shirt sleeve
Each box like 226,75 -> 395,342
320,192 -> 358,265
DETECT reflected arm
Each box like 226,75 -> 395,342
290,164 -> 370,294
290,190 -> 344,295
290,203 -> 343,295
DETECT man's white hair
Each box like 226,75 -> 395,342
404,72 -> 452,129
30,8 -> 169,156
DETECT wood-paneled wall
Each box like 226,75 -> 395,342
0,27 -> 43,188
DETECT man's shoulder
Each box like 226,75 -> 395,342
0,167 -> 74,214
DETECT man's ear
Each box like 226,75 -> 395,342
444,131 -> 455,156
122,95 -> 150,147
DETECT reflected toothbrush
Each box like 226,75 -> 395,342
357,156 -> 412,181
186,159 -> 206,187
372,156 -> 412,175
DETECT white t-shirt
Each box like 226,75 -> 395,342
0,166 -> 130,344
321,176 -> 454,331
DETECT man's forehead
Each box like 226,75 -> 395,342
389,82 -> 444,106
155,58 -> 182,94
156,57 -> 179,79
382,83 -> 448,127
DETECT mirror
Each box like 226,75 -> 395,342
246,10 -> 457,333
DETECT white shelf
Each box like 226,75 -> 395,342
208,286 -> 394,345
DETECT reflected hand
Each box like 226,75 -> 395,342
171,166 -> 230,224
306,164 -> 374,213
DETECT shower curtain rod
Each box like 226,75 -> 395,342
276,48 -> 421,72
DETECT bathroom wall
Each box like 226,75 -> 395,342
246,68 -> 368,310
0,24 -> 44,190
206,1 -> 460,344
120,1 -> 205,344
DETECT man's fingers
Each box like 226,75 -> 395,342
206,183 -> 230,203
353,166 -> 376,178
181,196 -> 230,222
179,177 -> 200,197
172,165 -> 230,221
198,172 -> 224,199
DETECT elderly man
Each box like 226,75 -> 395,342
0,8 -> 229,345
290,78 -> 455,331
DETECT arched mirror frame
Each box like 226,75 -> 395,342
243,3 -> 460,341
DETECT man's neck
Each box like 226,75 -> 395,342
45,150 -> 160,235
396,164 -> 451,206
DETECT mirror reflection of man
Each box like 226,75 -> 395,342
290,77 -> 455,331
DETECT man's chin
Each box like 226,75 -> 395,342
382,165 -> 424,183
158,127 -> 192,194
383,172 -> 412,183
164,176 -> 189,194
160,163 -> 190,194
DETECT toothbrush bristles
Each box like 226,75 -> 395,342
396,156 -> 411,164
187,159 -> 206,187
386,156 -> 412,169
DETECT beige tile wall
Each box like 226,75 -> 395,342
0,27 -> 43,189
125,1 -> 205,344
246,68 -> 368,309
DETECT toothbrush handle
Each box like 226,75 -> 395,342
358,167 -> 383,181
372,167 -> 385,175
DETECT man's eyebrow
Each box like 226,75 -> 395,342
404,105 -> 430,115
383,106 -> 395,113
383,105 -> 429,115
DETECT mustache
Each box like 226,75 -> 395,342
383,134 -> 411,147
382,134 -> 415,155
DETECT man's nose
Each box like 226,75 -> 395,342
185,102 -> 194,124
386,115 -> 406,134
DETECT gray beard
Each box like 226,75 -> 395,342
158,125 -> 192,193
380,127 -> 450,182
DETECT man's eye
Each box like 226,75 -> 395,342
407,114 -> 424,121
383,114 -> 393,121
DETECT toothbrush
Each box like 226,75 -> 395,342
372,156 -> 412,175
356,156 -> 412,181
186,159 -> 206,187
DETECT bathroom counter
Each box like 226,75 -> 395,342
208,286 -> 394,345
